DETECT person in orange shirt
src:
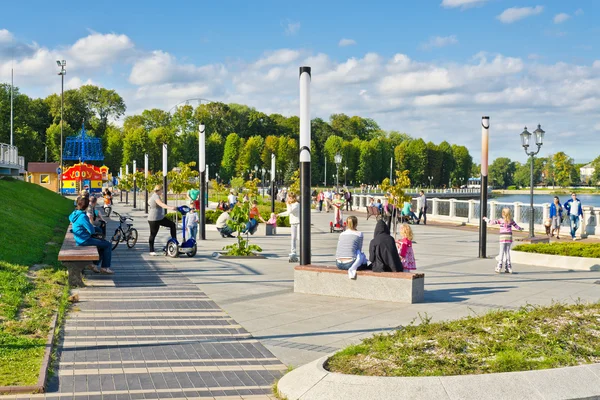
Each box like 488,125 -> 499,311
243,200 -> 266,234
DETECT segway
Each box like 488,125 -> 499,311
165,206 -> 197,258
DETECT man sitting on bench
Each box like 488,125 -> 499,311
401,201 -> 419,224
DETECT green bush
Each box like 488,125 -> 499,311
513,243 -> 600,258
206,210 -> 223,224
507,185 -> 518,190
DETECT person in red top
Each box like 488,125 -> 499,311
243,200 -> 266,234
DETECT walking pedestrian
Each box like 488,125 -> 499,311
549,196 -> 563,239
564,192 -> 583,241
417,190 -> 427,225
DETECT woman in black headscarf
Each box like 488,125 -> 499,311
369,219 -> 404,272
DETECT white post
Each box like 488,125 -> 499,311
299,66 -> 312,265
490,200 -> 497,220
432,198 -> 439,216
449,199 -> 456,218
125,164 -> 129,176
514,202 -> 522,225
468,199 -> 476,223
162,143 -> 168,203
199,124 -> 206,240
10,68 -> 13,146
144,153 -> 149,214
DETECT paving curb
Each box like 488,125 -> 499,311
511,251 -> 600,271
0,313 -> 58,394
277,356 -> 600,400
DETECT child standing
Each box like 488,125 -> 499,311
483,208 -> 523,274
186,202 -> 199,240
396,223 -> 416,272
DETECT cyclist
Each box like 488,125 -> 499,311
148,185 -> 178,256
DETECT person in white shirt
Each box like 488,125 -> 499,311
227,191 -> 237,209
323,189 -> 333,212
276,192 -> 300,258
216,204 -> 234,238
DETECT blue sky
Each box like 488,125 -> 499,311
0,0 -> 598,163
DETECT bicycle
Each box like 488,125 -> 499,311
110,211 -> 138,250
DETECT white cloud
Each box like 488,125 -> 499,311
284,21 -> 300,36
575,9 -> 584,16
0,29 -> 13,43
254,49 -> 300,68
441,0 -> 488,9
68,32 -> 134,67
553,13 -> 570,24
339,38 -> 357,47
497,6 -> 544,24
420,35 -> 458,50
2,30 -> 600,164
129,50 -> 226,86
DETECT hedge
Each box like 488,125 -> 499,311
512,242 -> 600,258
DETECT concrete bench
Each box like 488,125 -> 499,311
58,227 -> 99,287
294,265 -> 424,303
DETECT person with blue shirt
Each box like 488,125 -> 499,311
69,196 -> 114,274
564,192 -> 584,241
549,196 -> 563,239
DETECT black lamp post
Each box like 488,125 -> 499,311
520,124 -> 545,238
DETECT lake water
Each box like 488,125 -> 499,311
493,194 -> 600,208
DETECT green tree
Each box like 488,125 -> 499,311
406,139 -> 428,186
451,145 -> 473,187
45,89 -> 93,131
168,162 -> 199,206
104,125 -> 124,174
471,163 -> 481,178
206,132 -> 224,174
438,141 -> 455,188
221,133 -> 241,182
79,85 -> 126,138
426,142 -> 442,187
45,122 -> 75,162
553,152 -> 576,187
489,157 -> 516,188
122,126 -> 149,169
394,141 -> 410,174
590,156 -> 600,186
237,136 -> 264,177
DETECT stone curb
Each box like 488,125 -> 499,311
511,251 -> 600,271
277,356 -> 600,400
0,313 -> 59,394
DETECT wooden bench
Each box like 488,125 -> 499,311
366,206 -> 381,220
294,265 -> 424,303
58,227 -> 99,287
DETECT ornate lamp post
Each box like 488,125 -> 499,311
334,153 -> 342,192
520,124 -> 545,238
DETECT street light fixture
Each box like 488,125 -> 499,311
334,153 -> 342,192
520,124 -> 545,238
57,59 -> 66,195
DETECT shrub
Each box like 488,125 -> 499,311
513,243 -> 600,258
206,210 -> 223,224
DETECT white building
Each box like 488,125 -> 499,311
580,163 -> 595,183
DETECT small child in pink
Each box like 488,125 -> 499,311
483,207 -> 523,274
266,213 -> 277,226
396,223 -> 416,272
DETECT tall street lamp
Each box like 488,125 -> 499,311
261,168 -> 266,198
520,124 -> 545,238
343,166 -> 348,187
334,153 -> 342,192
57,60 -> 66,194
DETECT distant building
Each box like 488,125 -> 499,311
27,162 -> 60,192
580,163 -> 595,184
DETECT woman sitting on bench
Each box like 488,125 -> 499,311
69,196 -> 114,274
369,219 -> 404,272
335,216 -> 371,279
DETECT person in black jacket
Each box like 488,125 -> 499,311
369,219 -> 404,272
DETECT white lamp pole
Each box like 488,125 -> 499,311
144,153 -> 149,214
299,66 -> 311,265
199,123 -> 206,240
162,143 -> 168,203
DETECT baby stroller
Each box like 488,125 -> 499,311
330,199 -> 346,233
164,206 -> 197,258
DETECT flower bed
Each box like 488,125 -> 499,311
327,303 -> 600,377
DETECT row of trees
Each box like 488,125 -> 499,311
1,83 -> 476,185
486,153 -> 600,189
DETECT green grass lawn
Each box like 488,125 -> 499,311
0,178 -> 72,387
513,243 -> 600,258
327,303 -> 600,377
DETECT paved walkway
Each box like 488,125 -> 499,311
3,199 -> 599,399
